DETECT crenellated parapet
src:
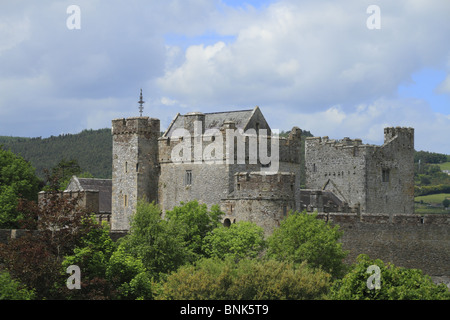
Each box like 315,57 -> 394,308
112,117 -> 160,136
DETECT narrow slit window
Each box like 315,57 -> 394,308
382,169 -> 390,182
185,170 -> 192,186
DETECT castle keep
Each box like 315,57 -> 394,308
110,106 -> 416,235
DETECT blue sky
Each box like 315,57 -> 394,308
398,68 -> 450,115
0,0 -> 449,154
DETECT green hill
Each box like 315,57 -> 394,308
0,129 -> 112,180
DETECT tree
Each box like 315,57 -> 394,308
61,221 -> 118,299
105,245 -> 149,299
165,200 -> 223,259
118,201 -> 190,278
0,148 -> 40,228
266,211 -> 348,278
0,177 -> 100,299
202,221 -> 265,260
47,158 -> 93,191
330,254 -> 450,300
158,257 -> 331,300
443,198 -> 450,209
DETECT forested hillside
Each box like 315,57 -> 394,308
0,129 -> 112,180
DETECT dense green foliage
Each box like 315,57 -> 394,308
118,201 -> 193,277
1,196 -> 449,300
165,200 -> 223,259
0,271 -> 35,300
203,221 -> 266,260
330,254 -> 450,300
0,148 -> 41,228
0,128 -> 112,179
266,211 -> 348,278
47,158 -> 94,191
415,150 -> 449,164
158,257 -> 331,300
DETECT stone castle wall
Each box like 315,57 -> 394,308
305,127 -> 415,215
316,212 -> 450,286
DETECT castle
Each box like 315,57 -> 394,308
25,103 -> 450,286
110,106 -> 415,235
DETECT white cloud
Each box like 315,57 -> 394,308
157,0 -> 450,112
267,97 -> 450,154
1,0 -> 449,156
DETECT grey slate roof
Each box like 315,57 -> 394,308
164,108 -> 255,137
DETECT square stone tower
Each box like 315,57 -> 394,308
111,117 -> 160,231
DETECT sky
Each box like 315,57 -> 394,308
0,0 -> 449,154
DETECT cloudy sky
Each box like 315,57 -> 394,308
1,0 -> 449,154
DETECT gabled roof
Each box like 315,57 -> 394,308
66,176 -> 112,214
163,106 -> 271,137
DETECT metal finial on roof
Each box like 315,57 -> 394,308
138,89 -> 145,116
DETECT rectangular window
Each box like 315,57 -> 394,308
382,169 -> 390,182
185,170 -> 192,186
124,195 -> 128,207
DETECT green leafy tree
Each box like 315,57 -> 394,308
61,221 -> 118,299
165,200 -> 223,258
0,148 -> 40,228
0,271 -> 35,300
266,211 -> 348,278
330,254 -> 450,300
105,245 -> 151,299
118,201 -> 190,278
158,257 -> 331,300
63,221 -> 116,279
202,221 -> 265,260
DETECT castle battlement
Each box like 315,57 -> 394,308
112,117 -> 160,135
233,171 -> 295,198
384,126 -> 414,141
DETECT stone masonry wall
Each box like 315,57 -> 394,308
111,117 -> 160,231
305,127 -> 415,215
365,127 -> 415,215
317,212 -> 450,283
305,136 -> 368,210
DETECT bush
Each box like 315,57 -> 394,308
158,257 -> 331,300
0,271 -> 35,300
330,254 -> 450,300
